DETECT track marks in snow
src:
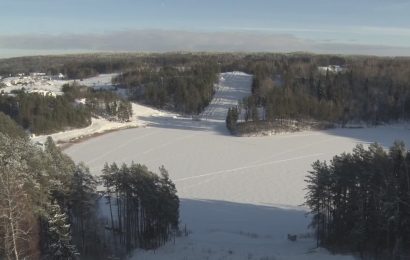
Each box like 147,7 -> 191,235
120,131 -> 202,161
87,130 -> 160,165
175,153 -> 324,183
176,135 -> 340,189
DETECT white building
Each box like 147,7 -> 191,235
318,65 -> 346,74
28,89 -> 57,97
74,98 -> 87,106
30,72 -> 46,77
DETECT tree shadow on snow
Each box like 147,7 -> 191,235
138,115 -> 232,136
321,125 -> 410,148
179,198 -> 312,240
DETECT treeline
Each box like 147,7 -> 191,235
0,84 -> 132,135
0,92 -> 91,134
241,55 -> 410,133
0,53 -> 223,79
0,120 -> 180,259
102,163 -> 179,251
0,53 -> 143,79
62,84 -> 133,122
114,64 -> 219,114
305,142 -> 410,258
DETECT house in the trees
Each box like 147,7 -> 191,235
318,65 -> 346,74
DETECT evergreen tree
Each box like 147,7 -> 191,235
43,202 -> 79,260
305,142 -> 410,258
226,107 -> 239,134
69,163 -> 98,255
0,112 -> 27,138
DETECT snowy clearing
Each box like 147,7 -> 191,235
65,72 -> 410,259
76,73 -> 119,90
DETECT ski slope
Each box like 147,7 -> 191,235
200,72 -> 252,122
65,72 -> 410,259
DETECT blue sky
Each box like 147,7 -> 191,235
1,0 -> 410,57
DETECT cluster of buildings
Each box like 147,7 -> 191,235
0,72 -> 67,97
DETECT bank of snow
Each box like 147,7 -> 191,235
32,102 -> 175,144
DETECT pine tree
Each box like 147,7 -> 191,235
69,163 -> 97,254
305,142 -> 410,257
226,107 -> 238,134
44,202 -> 79,260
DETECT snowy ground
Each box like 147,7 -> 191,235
64,72 -> 410,259
76,73 -> 119,90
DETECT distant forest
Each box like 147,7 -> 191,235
2,52 -> 410,134
235,56 -> 410,133
113,64 -> 219,114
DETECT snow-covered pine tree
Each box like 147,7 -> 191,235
44,202 -> 79,260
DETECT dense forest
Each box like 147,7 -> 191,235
305,142 -> 410,259
0,92 -> 90,134
0,84 -> 132,135
234,55 -> 410,134
0,118 -> 180,259
113,63 -> 219,114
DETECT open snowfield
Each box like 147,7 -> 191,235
65,72 -> 410,259
76,73 -> 119,90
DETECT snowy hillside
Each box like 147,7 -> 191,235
200,71 -> 252,122
65,72 -> 410,259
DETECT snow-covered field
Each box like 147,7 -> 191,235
65,72 -> 410,259
76,73 -> 119,90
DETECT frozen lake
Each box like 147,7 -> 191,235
65,72 -> 410,259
